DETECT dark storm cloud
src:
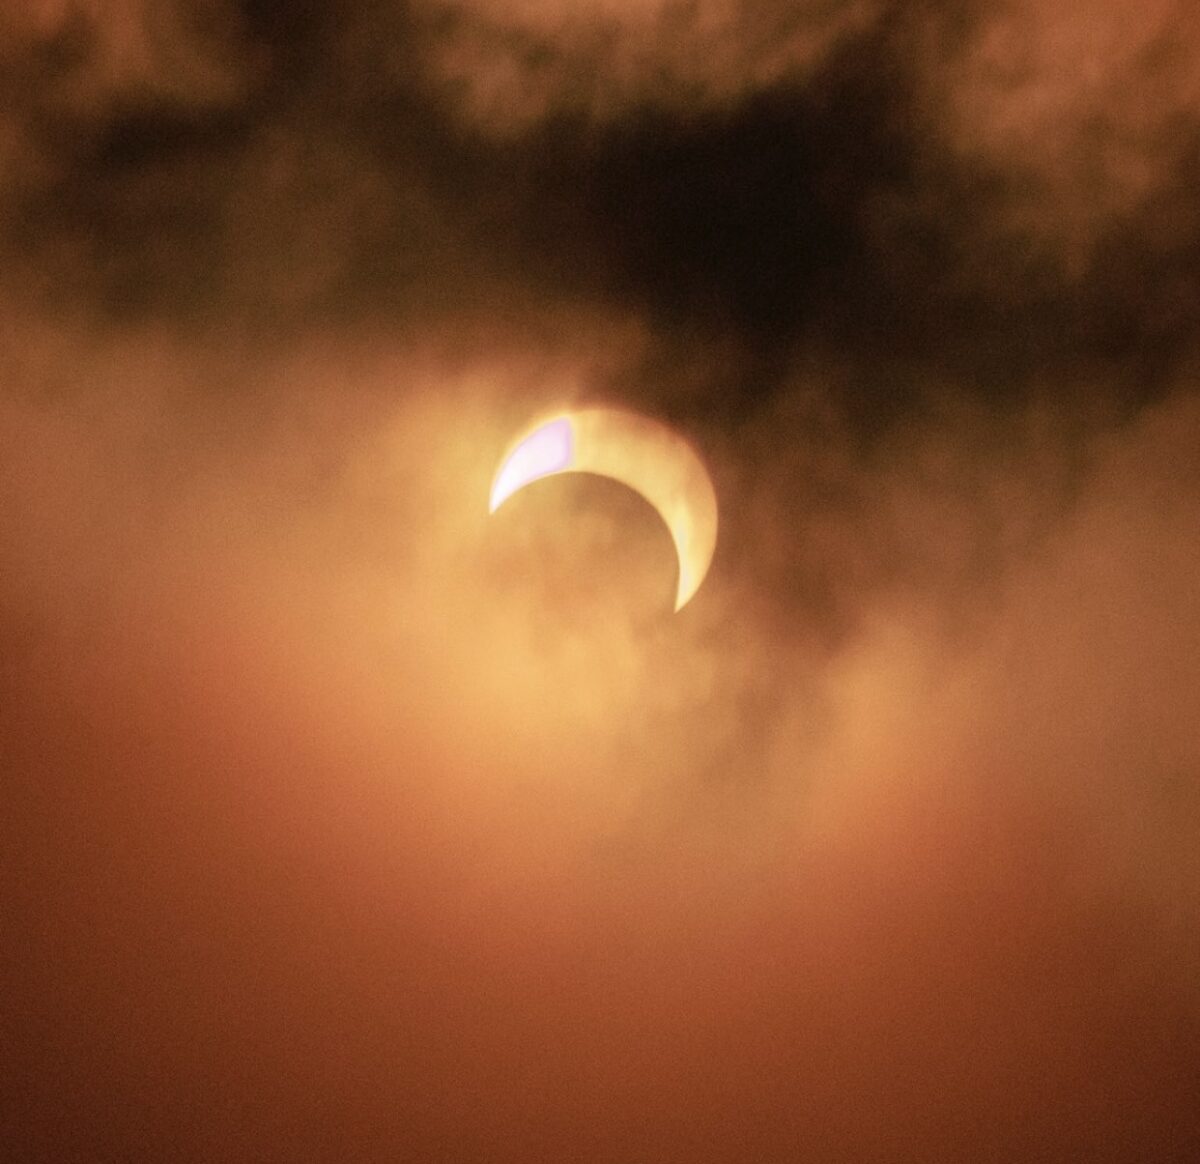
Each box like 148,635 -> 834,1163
4,1 -> 1196,427
3,3 -> 1200,1161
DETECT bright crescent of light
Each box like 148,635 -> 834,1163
489,408 -> 718,611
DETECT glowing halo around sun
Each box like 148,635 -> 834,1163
489,407 -> 718,611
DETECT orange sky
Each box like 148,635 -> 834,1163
3,3 -> 1199,1160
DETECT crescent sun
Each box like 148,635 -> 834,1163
489,408 -> 718,611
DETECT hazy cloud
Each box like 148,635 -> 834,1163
2,2 -> 1199,1159
413,0 -> 883,131
917,0 -> 1200,271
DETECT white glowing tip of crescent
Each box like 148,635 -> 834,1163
489,417 -> 574,512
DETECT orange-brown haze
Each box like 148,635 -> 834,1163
4,316 -> 1198,1160
2,2 -> 1200,1161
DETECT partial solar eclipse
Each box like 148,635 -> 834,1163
489,408 -> 718,611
